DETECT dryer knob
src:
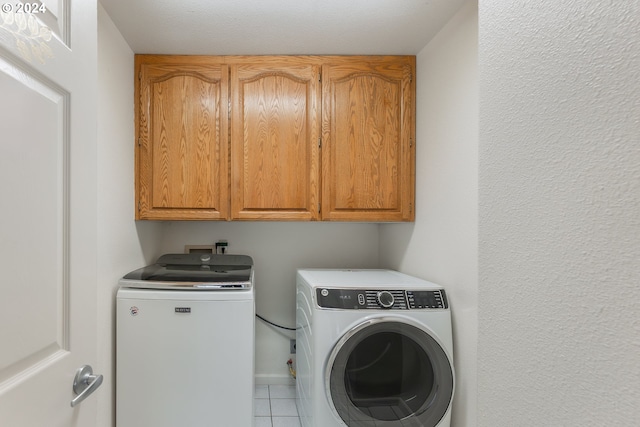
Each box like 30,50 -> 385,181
377,291 -> 394,308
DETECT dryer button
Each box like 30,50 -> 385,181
357,293 -> 365,306
377,291 -> 394,308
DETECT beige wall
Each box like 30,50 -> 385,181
478,1 -> 640,425
97,6 -> 163,426
380,2 -> 479,426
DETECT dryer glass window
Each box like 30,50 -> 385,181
345,331 -> 434,420
327,320 -> 453,427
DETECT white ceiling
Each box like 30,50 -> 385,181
99,0 -> 468,55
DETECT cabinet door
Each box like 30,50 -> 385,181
231,61 -> 320,220
136,58 -> 229,220
321,58 -> 415,221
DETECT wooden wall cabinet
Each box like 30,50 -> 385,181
321,59 -> 415,221
135,55 -> 415,222
231,61 -> 320,220
136,57 -> 229,220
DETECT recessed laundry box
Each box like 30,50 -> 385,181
116,254 -> 255,427
296,269 -> 454,427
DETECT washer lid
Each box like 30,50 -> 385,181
119,254 -> 253,290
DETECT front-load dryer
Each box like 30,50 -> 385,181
296,269 -> 454,427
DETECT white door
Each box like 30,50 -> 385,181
0,0 -> 98,425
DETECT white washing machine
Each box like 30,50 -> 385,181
296,269 -> 454,427
117,254 -> 255,427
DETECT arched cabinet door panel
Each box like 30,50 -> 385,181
230,59 -> 320,220
136,56 -> 229,220
321,58 -> 415,221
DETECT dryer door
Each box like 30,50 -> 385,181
326,318 -> 453,427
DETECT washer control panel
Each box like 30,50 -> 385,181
316,288 -> 448,310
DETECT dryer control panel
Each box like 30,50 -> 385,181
316,288 -> 448,310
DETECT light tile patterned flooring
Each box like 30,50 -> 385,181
255,384 -> 301,427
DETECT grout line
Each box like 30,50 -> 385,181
268,385 -> 273,424
256,385 -> 301,426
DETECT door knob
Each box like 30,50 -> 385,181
70,365 -> 103,407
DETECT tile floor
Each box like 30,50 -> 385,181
255,384 -> 301,427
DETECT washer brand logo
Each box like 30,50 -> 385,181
175,307 -> 191,313
129,306 -> 139,316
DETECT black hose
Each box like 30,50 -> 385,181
256,314 -> 297,331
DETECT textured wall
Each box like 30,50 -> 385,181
97,7 -> 163,426
380,2 -> 478,425
479,1 -> 640,425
